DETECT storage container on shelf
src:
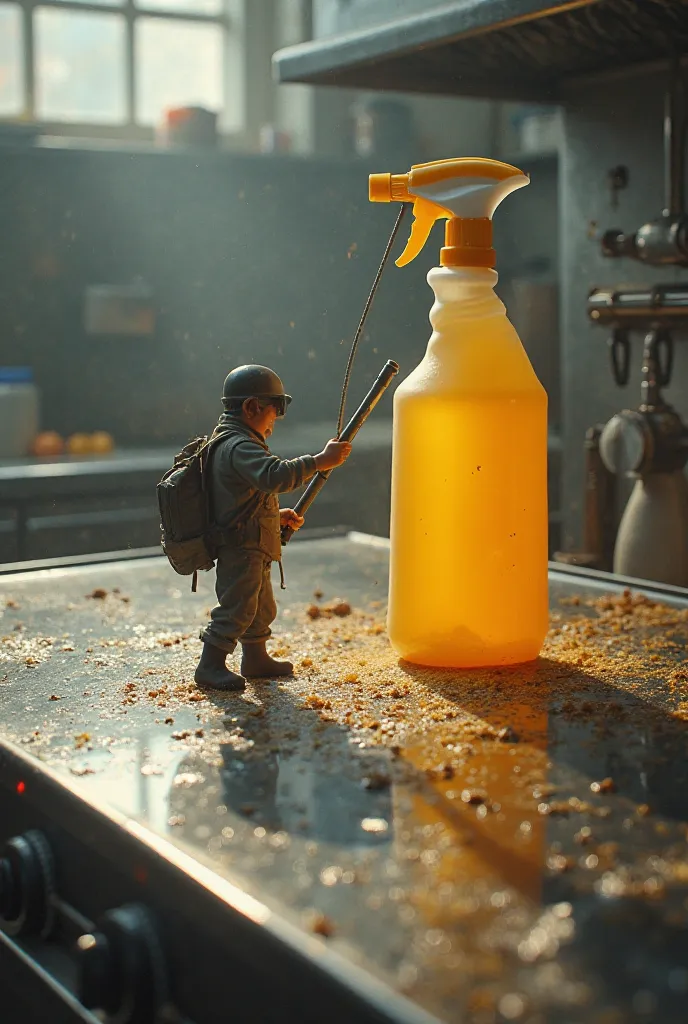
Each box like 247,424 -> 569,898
0,367 -> 39,458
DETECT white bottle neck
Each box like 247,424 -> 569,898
427,265 -> 505,325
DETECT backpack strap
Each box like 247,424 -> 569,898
200,429 -> 234,479
198,430 -> 234,536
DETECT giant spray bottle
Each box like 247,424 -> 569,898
369,157 -> 549,668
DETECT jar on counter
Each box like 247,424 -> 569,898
0,367 -> 39,458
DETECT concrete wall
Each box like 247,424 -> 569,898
559,66 -> 688,550
0,145 -> 441,446
0,137 -> 558,443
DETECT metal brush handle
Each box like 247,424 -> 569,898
281,359 -> 399,545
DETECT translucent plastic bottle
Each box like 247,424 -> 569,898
369,158 -> 549,667
0,366 -> 39,458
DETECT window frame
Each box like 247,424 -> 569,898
3,0 -> 237,138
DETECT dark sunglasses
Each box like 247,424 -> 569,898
259,396 -> 289,418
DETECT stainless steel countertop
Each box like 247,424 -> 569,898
0,536 -> 686,1022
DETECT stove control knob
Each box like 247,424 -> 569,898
76,904 -> 168,1024
0,854 -> 20,922
77,932 -> 120,1016
0,830 -> 56,938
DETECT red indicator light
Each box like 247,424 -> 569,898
16,781 -> 26,794
134,866 -> 148,885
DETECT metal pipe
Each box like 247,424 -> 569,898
588,283 -> 688,328
640,330 -> 670,410
664,56 -> 685,216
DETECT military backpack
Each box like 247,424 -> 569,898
157,432 -> 232,591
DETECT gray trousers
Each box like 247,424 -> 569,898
200,546 -> 277,654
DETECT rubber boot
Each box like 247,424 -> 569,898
241,641 -> 293,679
194,642 -> 245,691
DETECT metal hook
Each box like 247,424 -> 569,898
655,329 -> 674,388
609,328 -> 630,386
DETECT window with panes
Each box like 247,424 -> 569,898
0,0 -> 230,130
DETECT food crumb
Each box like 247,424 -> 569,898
307,911 -> 335,938
361,817 -> 388,833
306,598 -> 351,620
590,777 -> 616,794
304,694 -> 331,710
327,600 -> 351,617
461,789 -> 487,805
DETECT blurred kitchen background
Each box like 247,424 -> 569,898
0,0 -> 686,584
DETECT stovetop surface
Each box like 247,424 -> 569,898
1,537 -> 687,1023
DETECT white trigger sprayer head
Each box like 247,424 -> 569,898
369,158 -> 529,269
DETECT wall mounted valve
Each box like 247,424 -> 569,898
599,328 -> 688,477
584,299 -> 688,584
601,58 -> 688,266
601,213 -> 688,265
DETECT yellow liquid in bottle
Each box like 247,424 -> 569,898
388,267 -> 548,668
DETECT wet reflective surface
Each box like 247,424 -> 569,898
1,537 -> 687,1023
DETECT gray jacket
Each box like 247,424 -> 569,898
209,416 -> 317,561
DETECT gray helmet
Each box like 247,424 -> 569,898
222,365 -> 292,416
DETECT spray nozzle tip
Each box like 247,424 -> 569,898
369,173 -> 392,203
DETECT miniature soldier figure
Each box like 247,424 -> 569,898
195,365 -> 351,691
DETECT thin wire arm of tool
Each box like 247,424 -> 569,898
281,359 -> 400,546
336,203 -> 410,437
281,207 -> 407,547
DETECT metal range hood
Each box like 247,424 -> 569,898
273,0 -> 688,101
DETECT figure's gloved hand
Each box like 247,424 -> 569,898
280,508 -> 305,532
315,439 -> 352,472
